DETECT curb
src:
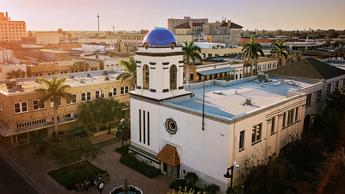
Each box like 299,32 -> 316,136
0,152 -> 47,194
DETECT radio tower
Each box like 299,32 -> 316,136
97,14 -> 100,32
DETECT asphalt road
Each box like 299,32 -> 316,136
0,154 -> 40,194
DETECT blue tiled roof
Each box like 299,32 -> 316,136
198,67 -> 234,76
143,28 -> 176,47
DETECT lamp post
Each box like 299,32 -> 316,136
224,166 -> 234,189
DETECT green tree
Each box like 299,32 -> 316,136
241,37 -> 264,76
271,40 -> 290,67
116,119 -> 130,148
35,77 -> 71,140
182,41 -> 202,83
78,98 -> 125,134
117,57 -> 136,87
6,69 -> 26,79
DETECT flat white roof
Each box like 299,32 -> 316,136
165,77 -> 316,121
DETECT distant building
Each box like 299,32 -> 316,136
0,12 -> 26,42
194,42 -> 242,59
0,72 -> 133,145
34,32 -> 60,45
168,17 -> 242,46
0,48 -> 17,64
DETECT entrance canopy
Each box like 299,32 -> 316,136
157,144 -> 180,166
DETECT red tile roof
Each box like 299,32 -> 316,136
157,144 -> 180,166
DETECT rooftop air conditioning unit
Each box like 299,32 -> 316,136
245,98 -> 252,105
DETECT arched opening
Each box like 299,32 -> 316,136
170,65 -> 177,90
143,65 -> 149,90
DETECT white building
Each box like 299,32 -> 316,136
0,48 -> 18,64
34,32 -> 60,45
129,28 -> 339,192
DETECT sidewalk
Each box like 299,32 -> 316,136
0,141 -> 172,194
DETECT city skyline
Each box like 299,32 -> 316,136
1,0 -> 345,31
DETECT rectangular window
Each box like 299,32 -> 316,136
251,123 -> 262,144
326,84 -> 331,97
143,110 -> 146,144
121,86 -> 129,94
67,94 -> 77,104
14,102 -> 28,113
239,130 -> 245,150
295,107 -> 299,121
335,81 -> 339,89
139,109 -> 141,142
271,117 -> 276,134
33,100 -> 45,110
112,88 -> 117,96
95,90 -> 101,99
81,93 -> 86,102
283,112 -> 287,128
147,111 -> 150,146
316,90 -> 322,103
86,92 -> 91,101
306,93 -> 312,107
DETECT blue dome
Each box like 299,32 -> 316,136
143,28 -> 176,47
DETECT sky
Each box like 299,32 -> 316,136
1,0 -> 345,31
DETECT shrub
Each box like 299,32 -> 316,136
170,179 -> 188,191
185,172 -> 198,187
203,184 -> 220,194
119,153 -> 160,178
115,145 -> 129,155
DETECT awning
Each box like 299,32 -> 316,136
157,144 -> 180,166
197,67 -> 234,76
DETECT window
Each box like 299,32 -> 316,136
121,86 -> 129,94
14,102 -> 28,113
109,88 -> 117,97
335,81 -> 339,90
316,90 -> 322,103
95,90 -> 101,99
271,117 -> 276,134
81,92 -> 91,102
295,107 -> 299,121
147,111 -> 150,146
139,109 -> 141,142
306,93 -> 312,107
170,65 -> 177,90
326,84 -> 331,97
239,130 -> 245,150
33,100 -> 45,110
251,123 -> 262,144
287,109 -> 294,125
282,112 -> 287,128
143,65 -> 149,90
67,94 -> 77,104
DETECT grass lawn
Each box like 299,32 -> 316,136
48,160 -> 107,190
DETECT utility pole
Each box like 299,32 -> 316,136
97,14 -> 100,32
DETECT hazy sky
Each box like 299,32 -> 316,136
1,0 -> 345,31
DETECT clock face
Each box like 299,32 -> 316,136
165,118 -> 177,134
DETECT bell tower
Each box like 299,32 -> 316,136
134,28 -> 190,100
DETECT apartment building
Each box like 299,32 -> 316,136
0,72 -> 133,145
169,17 -> 242,46
0,12 -> 26,42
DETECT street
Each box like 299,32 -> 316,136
0,154 -> 41,194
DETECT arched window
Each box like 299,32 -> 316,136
143,65 -> 149,90
170,65 -> 177,90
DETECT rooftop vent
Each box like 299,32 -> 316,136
245,98 -> 252,105
213,91 -> 224,95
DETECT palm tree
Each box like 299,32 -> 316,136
241,37 -> 264,76
271,40 -> 290,67
6,69 -> 26,79
117,57 -> 136,87
35,77 -> 71,140
182,41 -> 202,83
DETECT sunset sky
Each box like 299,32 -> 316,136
1,0 -> 344,31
